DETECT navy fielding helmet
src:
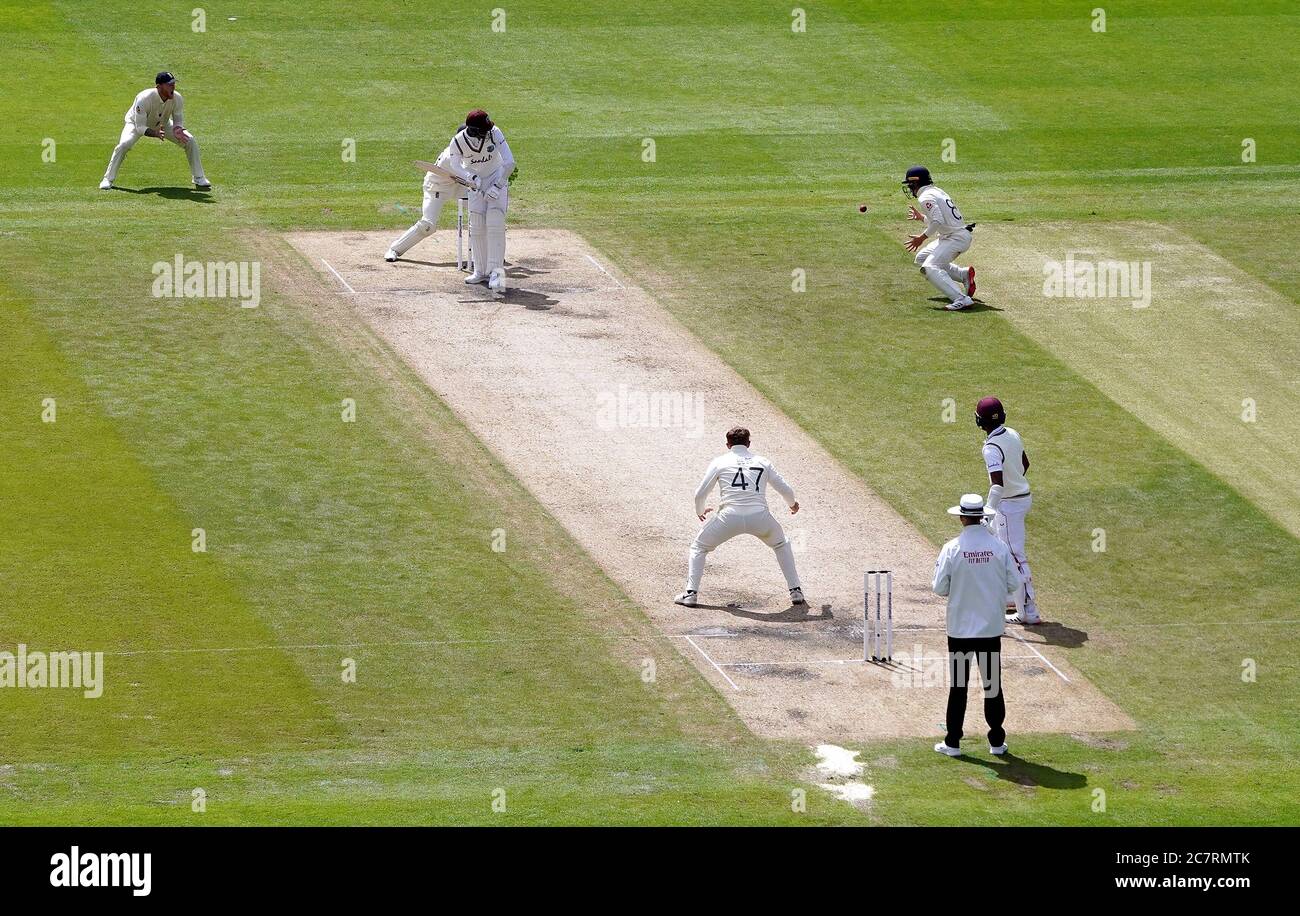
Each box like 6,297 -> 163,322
975,396 -> 1006,431
902,165 -> 932,197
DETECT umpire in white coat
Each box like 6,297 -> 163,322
930,494 -> 1021,757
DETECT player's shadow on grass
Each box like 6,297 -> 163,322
1012,621 -> 1089,649
113,186 -> 214,203
928,296 -> 1000,313
949,751 -> 1087,790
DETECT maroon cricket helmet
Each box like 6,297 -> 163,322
464,109 -> 494,137
975,396 -> 1006,431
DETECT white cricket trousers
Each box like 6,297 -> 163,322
466,184 -> 509,282
914,229 -> 972,301
103,123 -> 206,184
686,506 -> 801,593
389,176 -> 460,257
994,494 -> 1037,614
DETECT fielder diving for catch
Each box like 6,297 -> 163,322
674,427 -> 805,608
386,109 -> 516,298
99,72 -> 210,191
902,166 -> 975,311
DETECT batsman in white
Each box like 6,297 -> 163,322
975,396 -> 1041,625
674,426 -> 805,608
902,166 -> 975,311
384,122 -> 467,264
399,109 -> 516,297
99,72 -> 210,190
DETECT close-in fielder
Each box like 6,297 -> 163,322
384,124 -> 468,265
392,109 -> 515,297
902,166 -> 975,311
975,397 -> 1041,624
674,427 -> 805,608
100,72 -> 210,190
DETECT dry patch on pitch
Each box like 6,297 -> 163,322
977,222 -> 1300,538
285,229 -> 1131,741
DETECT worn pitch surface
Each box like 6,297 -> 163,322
286,229 -> 1133,741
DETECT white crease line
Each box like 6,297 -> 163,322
1007,628 -> 1070,683
94,620 -> 1289,665
683,635 -> 742,691
721,655 -> 1041,667
320,258 -> 356,294
583,253 -> 625,288
1108,617 -> 1300,630
103,633 -> 661,657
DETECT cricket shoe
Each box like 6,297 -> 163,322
464,271 -> 489,285
488,268 -> 506,297
673,590 -> 698,608
384,249 -> 399,262
934,742 -> 962,757
966,266 -> 977,297
945,296 -> 974,311
990,743 -> 1009,756
194,178 -> 212,190
1005,610 -> 1043,626
789,587 -> 806,605
99,178 -> 113,190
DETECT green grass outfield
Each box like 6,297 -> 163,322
1,0 -> 1297,824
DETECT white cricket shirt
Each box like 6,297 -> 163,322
917,185 -> 968,239
124,88 -> 184,136
442,126 -> 516,188
982,426 -> 1030,498
693,445 -> 796,515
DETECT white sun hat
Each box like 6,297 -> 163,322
947,493 -> 996,517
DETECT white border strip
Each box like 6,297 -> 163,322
321,257 -> 356,294
583,253 -> 625,289
1006,628 -> 1070,683
682,635 -> 741,691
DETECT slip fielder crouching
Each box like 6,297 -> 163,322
100,72 -> 210,191
675,426 -> 805,609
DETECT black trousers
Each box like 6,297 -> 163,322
945,636 -> 1005,749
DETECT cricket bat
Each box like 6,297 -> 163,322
413,160 -> 475,189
